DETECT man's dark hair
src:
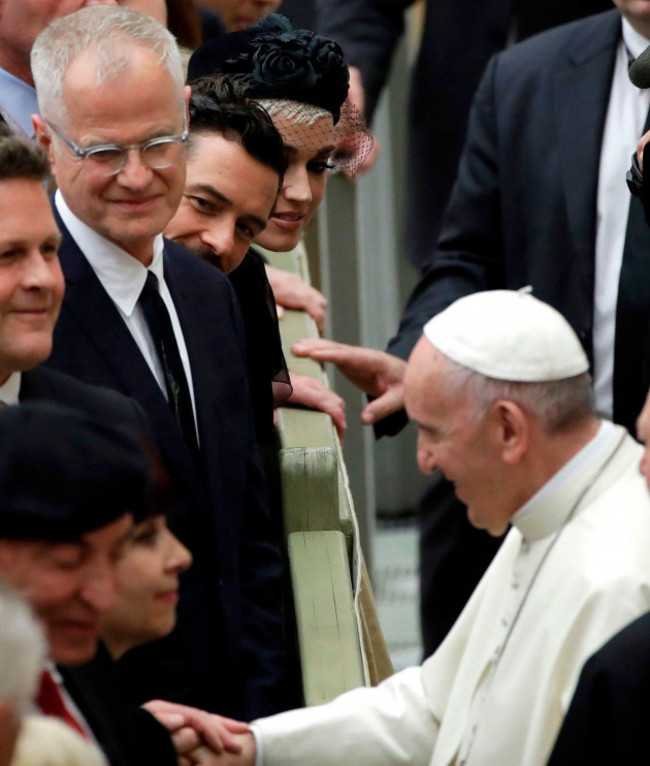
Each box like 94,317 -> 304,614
188,76 -> 287,186
0,125 -> 50,182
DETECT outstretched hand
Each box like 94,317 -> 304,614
287,372 -> 347,438
143,699 -> 249,757
291,339 -> 407,424
266,266 -> 327,332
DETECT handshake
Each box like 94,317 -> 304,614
144,700 -> 257,766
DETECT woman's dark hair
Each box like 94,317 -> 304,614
188,75 -> 287,184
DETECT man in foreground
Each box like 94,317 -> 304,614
32,6 -> 284,717
219,289 -> 650,765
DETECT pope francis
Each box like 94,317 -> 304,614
220,289 -> 650,766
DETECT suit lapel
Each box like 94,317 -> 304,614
53,210 -> 206,508
553,10 -> 620,289
162,244 -> 229,503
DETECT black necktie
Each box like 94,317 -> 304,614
138,271 -> 199,456
613,106 -> 650,435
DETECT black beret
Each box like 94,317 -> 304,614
188,14 -> 349,124
0,402 -> 151,540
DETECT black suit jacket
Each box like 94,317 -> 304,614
19,366 -> 149,434
318,0 -> 612,267
46,212 -> 284,718
546,611 -> 650,765
389,11 -> 650,431
61,644 -> 176,766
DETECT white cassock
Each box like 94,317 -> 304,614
254,423 -> 650,766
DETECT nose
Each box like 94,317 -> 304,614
201,221 -> 236,260
115,149 -> 153,190
165,533 -> 193,576
80,559 -> 118,613
22,250 -> 60,292
416,435 -> 438,475
282,163 -> 312,204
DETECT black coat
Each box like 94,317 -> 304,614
386,10 -> 646,656
60,644 -> 176,766
46,211 -> 285,719
318,0 -> 612,268
547,611 -> 650,765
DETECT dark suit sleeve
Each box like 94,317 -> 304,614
316,0 -> 416,121
386,53 -> 506,362
225,284 -> 286,719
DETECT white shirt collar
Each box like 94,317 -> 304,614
0,67 -> 39,136
622,17 -> 650,63
0,371 -> 21,405
55,190 -> 165,314
511,420 -> 618,541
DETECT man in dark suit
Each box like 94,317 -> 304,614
31,6 -> 284,720
0,124 -> 147,431
317,0 -> 612,269
296,3 -> 650,655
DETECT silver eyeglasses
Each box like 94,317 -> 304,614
45,118 -> 189,177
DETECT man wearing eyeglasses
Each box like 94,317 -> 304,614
31,5 -> 285,722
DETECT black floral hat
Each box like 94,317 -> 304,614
188,14 -> 349,124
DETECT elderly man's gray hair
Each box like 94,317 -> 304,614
31,5 -> 184,123
0,580 -> 46,714
440,356 -> 595,434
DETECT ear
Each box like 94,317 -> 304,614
491,400 -> 529,465
32,115 -> 56,168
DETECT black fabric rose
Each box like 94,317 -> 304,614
252,39 -> 320,92
188,14 -> 350,122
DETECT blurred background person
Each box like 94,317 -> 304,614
198,0 -> 281,32
0,402 -> 178,765
0,582 -> 45,766
12,717 -> 107,766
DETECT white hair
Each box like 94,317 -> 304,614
438,354 -> 595,434
0,580 -> 46,714
12,716 -> 107,766
31,6 -> 184,122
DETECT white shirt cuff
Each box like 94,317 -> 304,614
250,723 -> 264,766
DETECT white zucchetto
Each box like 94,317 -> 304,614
423,288 -> 589,381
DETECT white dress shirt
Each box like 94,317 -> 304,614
593,19 -> 650,417
55,191 -> 199,436
0,371 -> 21,405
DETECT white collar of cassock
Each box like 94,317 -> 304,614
511,419 -> 619,542
55,190 -> 165,317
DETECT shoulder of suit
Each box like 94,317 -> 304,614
25,367 -> 144,424
495,8 -> 619,71
163,237 -> 232,287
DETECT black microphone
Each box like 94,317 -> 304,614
629,44 -> 650,88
